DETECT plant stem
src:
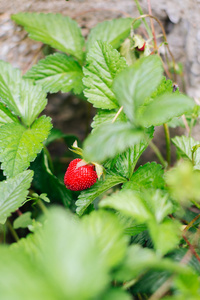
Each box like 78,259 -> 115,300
163,123 -> 171,167
122,278 -> 137,290
37,199 -> 48,215
147,0 -> 157,49
182,235 -> 200,262
183,214 -> 200,234
134,0 -> 152,38
149,141 -> 168,168
149,248 -> 194,300
43,145 -> 54,173
191,200 -> 200,211
22,43 -> 43,75
112,106 -> 124,123
6,220 -> 19,242
189,117 -> 195,137
182,115 -> 190,136
131,14 -> 177,82
16,209 -> 22,216
148,277 -> 174,300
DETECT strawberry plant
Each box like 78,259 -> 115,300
0,2 -> 200,299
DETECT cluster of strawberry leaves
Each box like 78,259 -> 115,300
0,11 -> 200,300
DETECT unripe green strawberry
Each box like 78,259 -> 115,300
64,158 -> 98,191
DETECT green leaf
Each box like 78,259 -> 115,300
83,122 -> 145,163
31,150 -> 72,207
139,93 -> 195,127
100,189 -> 152,223
0,61 -> 21,114
0,170 -> 33,224
169,248 -> 200,275
13,212 -> 33,229
24,53 -> 84,94
115,244 -> 188,282
148,219 -> 181,256
123,162 -> 165,191
83,210 -> 128,268
12,13 -> 85,62
19,79 -> 48,126
101,188 -> 178,255
31,192 -> 50,203
167,116 -> 184,128
100,288 -> 132,300
39,193 -> 50,203
91,109 -> 128,131
44,127 -> 79,149
0,246 -> 58,300
173,273 -> 200,299
0,116 -> 52,177
0,103 -> 19,126
83,41 -> 127,109
0,207 -> 112,299
144,190 -> 173,223
165,160 -> 200,204
150,76 -> 179,99
112,148 -> 142,179
115,245 -> 158,281
0,61 -> 47,126
11,220 -> 43,260
41,208 -> 109,299
113,55 -> 163,122
112,127 -> 154,178
87,18 -> 140,51
131,270 -> 170,295
76,172 -> 127,216
100,189 -> 173,224
44,128 -> 66,146
124,224 -> 147,236
171,135 -> 200,169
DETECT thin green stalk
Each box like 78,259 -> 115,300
191,200 -> 200,211
183,214 -> 200,233
43,145 -> 54,172
85,102 -> 92,138
123,278 -> 137,290
182,115 -> 190,136
147,0 -> 157,49
6,220 -> 19,242
148,277 -> 174,300
37,199 -> 48,215
189,118 -> 195,137
163,123 -> 171,167
149,141 -> 168,168
134,0 -> 152,38
132,14 -> 177,82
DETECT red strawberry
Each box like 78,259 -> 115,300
136,42 -> 146,51
64,158 -> 98,191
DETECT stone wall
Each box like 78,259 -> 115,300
1,0 -> 199,160
0,0 -> 199,97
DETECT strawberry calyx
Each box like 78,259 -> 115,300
69,141 -> 104,180
69,140 -> 83,156
132,34 -> 146,52
136,42 -> 146,51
